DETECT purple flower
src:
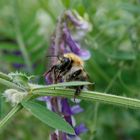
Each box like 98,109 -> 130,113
13,50 -> 22,56
75,124 -> 88,135
37,96 -> 51,102
12,63 -> 24,69
61,98 -> 72,116
50,132 -> 57,140
45,74 -> 53,85
63,23 -> 90,60
64,115 -> 73,126
71,105 -> 84,115
65,10 -> 92,31
43,10 -> 91,140
65,11 -> 82,27
2,49 -> 25,69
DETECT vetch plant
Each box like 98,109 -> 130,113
0,72 -> 140,137
0,10 -> 140,140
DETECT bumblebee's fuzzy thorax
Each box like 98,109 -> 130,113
64,53 -> 84,67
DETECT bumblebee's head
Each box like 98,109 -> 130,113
46,53 -> 84,67
64,53 -> 84,66
59,56 -> 70,63
46,54 -> 70,63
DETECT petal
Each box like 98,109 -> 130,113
59,132 -> 67,140
71,98 -> 81,103
78,48 -> 91,60
45,74 -> 53,84
63,24 -> 91,60
75,124 -> 88,135
65,11 -> 81,26
63,24 -> 80,53
61,98 -> 72,116
37,96 -> 51,102
12,63 -> 24,69
77,20 -> 92,31
46,99 -> 52,110
13,51 -> 22,56
50,132 -> 58,140
51,97 -> 60,113
71,105 -> 84,115
68,135 -> 81,140
64,115 -> 73,126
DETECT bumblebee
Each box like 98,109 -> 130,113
44,53 -> 88,96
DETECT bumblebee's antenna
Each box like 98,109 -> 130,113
46,55 -> 62,61
46,55 -> 58,58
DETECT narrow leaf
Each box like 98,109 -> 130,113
30,81 -> 93,91
22,101 -> 75,135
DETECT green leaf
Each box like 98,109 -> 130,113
31,81 -> 93,90
21,101 -> 75,135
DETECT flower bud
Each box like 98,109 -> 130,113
3,89 -> 28,106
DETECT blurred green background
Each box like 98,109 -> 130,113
0,0 -> 140,140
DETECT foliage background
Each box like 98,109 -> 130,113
0,0 -> 140,139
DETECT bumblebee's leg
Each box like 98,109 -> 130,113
74,85 -> 84,101
75,86 -> 84,94
68,69 -> 84,101
56,71 -> 62,81
56,59 -> 72,80
56,65 -> 72,80
68,69 -> 82,81
53,66 -> 56,82
53,68 -> 60,84
43,65 -> 56,77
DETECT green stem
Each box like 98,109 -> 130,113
0,78 -> 24,90
32,88 -> 140,109
0,104 -> 22,130
0,72 -> 11,81
0,72 -> 24,91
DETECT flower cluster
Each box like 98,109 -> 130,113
41,10 -> 91,140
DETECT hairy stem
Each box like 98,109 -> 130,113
32,88 -> 140,109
